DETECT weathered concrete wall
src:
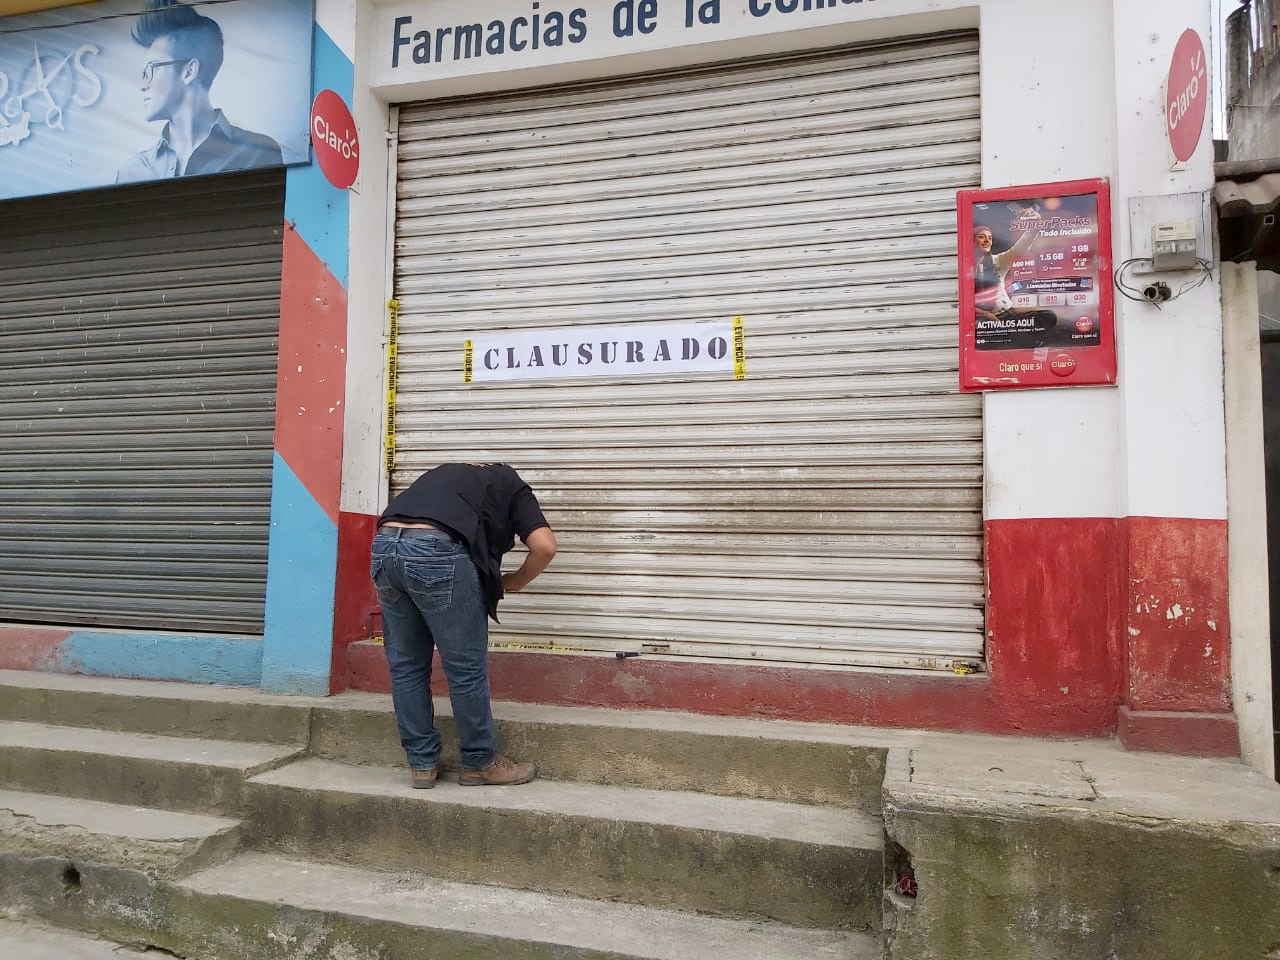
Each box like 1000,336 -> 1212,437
1229,53 -> 1280,161
1226,21 -> 1280,781
885,803 -> 1280,960
1223,260 -> 1277,778
882,747 -> 1280,960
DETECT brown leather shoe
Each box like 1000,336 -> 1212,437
458,755 -> 536,786
410,767 -> 439,789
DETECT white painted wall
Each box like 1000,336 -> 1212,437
342,0 -> 1226,528
317,0 -> 357,62
985,0 -> 1226,523
340,0 -> 395,516
314,0 -> 391,518
1110,0 -> 1227,522
978,0 -> 1122,521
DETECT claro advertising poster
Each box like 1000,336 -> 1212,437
956,179 -> 1117,391
0,0 -> 314,200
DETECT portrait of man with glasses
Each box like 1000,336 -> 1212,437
116,0 -> 283,183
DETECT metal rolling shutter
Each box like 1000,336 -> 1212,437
393,32 -> 984,670
0,172 -> 284,635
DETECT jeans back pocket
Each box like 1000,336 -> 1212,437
402,559 -> 455,613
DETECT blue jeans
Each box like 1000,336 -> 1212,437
370,529 -> 497,771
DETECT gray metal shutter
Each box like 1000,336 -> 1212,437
393,32 -> 984,670
0,172 -> 284,635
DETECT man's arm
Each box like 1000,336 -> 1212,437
995,215 -> 1043,271
994,232 -> 1037,274
503,526 -> 557,593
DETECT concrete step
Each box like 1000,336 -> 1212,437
0,716 -> 884,929
0,918 -> 170,959
183,852 -> 880,960
0,789 -> 244,880
0,669 -> 311,746
8,850 -> 880,960
0,720 -> 303,815
0,671 -> 892,811
246,757 -> 883,930
312,692 -> 890,811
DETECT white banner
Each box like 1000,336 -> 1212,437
464,319 -> 746,383
373,0 -> 912,89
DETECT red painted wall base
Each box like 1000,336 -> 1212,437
338,515 -> 1239,757
345,640 -> 1112,737
0,627 -> 71,671
1116,705 -> 1241,758
1125,518 -> 1232,712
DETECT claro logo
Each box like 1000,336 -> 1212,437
313,112 -> 358,160
311,89 -> 360,189
1167,47 -> 1204,131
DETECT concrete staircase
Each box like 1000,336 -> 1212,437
0,670 -> 888,959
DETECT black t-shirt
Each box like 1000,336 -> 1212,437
379,463 -> 548,620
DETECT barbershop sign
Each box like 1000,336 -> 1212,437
0,0 -> 313,200
464,319 -> 746,383
375,0 -> 893,87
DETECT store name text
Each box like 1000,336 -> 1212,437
391,0 -> 878,67
0,42 -> 102,148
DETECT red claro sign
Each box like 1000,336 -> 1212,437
311,90 -> 359,189
1166,28 -> 1207,166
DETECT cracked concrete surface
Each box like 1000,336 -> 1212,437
881,739 -> 1280,960
0,918 -> 180,958
893,736 -> 1280,824
0,790 -> 243,879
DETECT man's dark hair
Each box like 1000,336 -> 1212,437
132,0 -> 224,89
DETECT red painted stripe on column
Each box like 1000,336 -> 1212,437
275,225 -> 348,526
985,517 -> 1126,733
332,510 -> 379,693
1125,516 -> 1231,712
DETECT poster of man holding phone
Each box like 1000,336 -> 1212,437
957,180 -> 1117,391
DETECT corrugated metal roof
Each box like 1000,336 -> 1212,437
1215,159 -> 1280,272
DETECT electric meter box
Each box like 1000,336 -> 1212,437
1151,220 -> 1199,271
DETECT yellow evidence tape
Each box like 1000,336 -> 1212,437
385,299 -> 399,475
732,315 -> 746,381
489,640 -> 594,653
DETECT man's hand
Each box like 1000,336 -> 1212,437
503,526 -> 557,593
503,571 -> 534,593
